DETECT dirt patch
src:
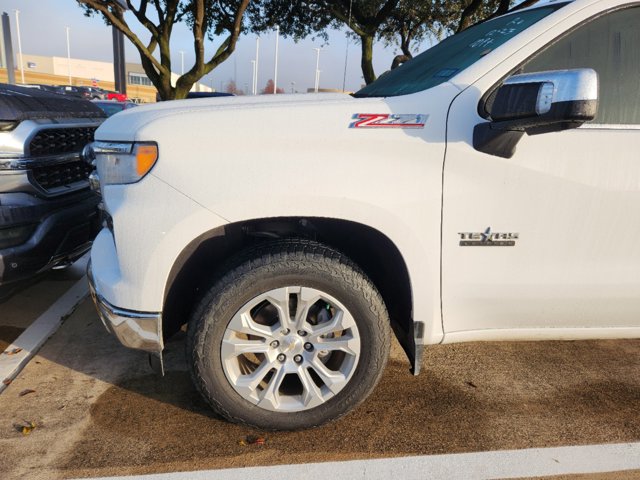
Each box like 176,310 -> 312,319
2,296 -> 639,480
0,326 -> 25,352
59,339 -> 640,478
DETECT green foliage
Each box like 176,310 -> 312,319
247,0 -> 516,84
77,0 -> 249,100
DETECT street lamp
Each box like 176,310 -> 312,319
65,26 -> 71,84
251,60 -> 256,95
273,26 -> 279,94
254,36 -> 260,96
313,47 -> 322,93
14,10 -> 24,84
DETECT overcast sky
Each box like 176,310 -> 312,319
0,0 -> 436,93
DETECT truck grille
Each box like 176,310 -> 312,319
31,161 -> 93,191
28,127 -> 97,157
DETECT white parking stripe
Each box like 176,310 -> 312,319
0,277 -> 88,393
81,442 -> 640,480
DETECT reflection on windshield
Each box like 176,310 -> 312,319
354,4 -> 566,98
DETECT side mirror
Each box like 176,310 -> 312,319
473,68 -> 599,158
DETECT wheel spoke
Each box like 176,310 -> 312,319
234,359 -> 275,395
265,287 -> 299,331
293,288 -> 321,331
298,366 -> 325,408
309,309 -> 354,339
316,333 -> 359,356
309,357 -> 347,394
258,366 -> 287,410
230,311 -> 277,339
221,335 -> 270,357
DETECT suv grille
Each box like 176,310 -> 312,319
31,161 -> 93,191
28,127 -> 97,157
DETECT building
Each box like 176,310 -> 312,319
2,53 -> 213,102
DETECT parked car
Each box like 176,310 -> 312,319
58,85 -> 84,98
77,86 -> 108,100
92,100 -> 138,117
106,91 -> 128,102
0,84 -> 104,298
87,0 -> 640,430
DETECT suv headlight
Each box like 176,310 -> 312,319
91,141 -> 158,185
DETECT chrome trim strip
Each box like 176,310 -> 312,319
579,124 -> 640,130
92,141 -> 133,154
505,68 -> 598,102
87,262 -> 164,353
0,152 -> 83,170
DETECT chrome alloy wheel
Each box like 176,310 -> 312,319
221,286 -> 361,412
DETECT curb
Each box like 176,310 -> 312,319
0,277 -> 89,393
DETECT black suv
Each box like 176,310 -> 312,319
0,84 -> 105,296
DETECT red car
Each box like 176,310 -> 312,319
106,91 -> 128,102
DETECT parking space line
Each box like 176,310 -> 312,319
82,442 -> 640,480
0,277 -> 89,393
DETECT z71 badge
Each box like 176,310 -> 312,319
459,227 -> 519,247
349,113 -> 427,129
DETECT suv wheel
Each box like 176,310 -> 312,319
187,239 -> 390,430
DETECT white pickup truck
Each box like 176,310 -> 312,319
87,0 -> 640,430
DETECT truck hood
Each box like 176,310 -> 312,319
0,83 -> 105,122
95,93 -> 369,142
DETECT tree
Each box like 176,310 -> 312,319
250,0 -> 518,86
379,0 -> 452,69
260,79 -> 285,94
77,0 -> 250,100
225,79 -> 245,94
250,0 -> 400,85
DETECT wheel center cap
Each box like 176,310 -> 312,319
281,335 -> 303,354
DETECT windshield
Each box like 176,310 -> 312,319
355,4 -> 567,98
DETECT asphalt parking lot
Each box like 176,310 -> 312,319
1,270 -> 640,480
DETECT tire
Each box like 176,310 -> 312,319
187,239 -> 390,430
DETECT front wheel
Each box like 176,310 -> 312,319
187,239 -> 390,430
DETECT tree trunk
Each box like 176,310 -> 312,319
360,35 -> 376,85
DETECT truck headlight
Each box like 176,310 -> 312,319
92,141 -> 158,185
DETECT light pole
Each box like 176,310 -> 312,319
65,26 -> 71,84
14,10 -> 24,84
251,60 -> 256,95
254,36 -> 260,95
180,50 -> 184,75
313,47 -> 322,93
273,26 -> 279,94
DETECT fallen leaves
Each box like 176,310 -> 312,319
239,435 -> 266,446
14,420 -> 36,436
2,379 -> 12,386
4,348 -> 22,356
19,389 -> 35,397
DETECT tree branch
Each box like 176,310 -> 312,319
457,0 -> 483,32
125,0 -> 159,37
77,0 -> 165,73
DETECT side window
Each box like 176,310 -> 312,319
521,7 -> 640,125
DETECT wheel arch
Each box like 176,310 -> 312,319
162,216 -> 423,373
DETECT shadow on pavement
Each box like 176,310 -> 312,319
58,333 -> 640,478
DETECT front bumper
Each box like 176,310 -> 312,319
0,189 -> 101,288
87,261 -> 164,353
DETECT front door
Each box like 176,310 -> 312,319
442,5 -> 640,337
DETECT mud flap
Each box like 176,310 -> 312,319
148,352 -> 165,376
391,319 -> 425,376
